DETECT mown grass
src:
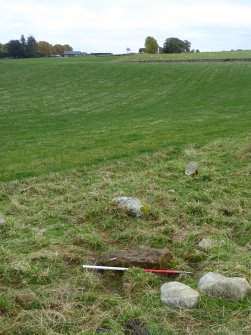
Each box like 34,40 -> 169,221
116,49 -> 251,62
1,57 -> 251,181
0,55 -> 250,334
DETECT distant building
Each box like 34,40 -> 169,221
158,46 -> 163,54
63,51 -> 81,57
138,46 -> 162,54
138,48 -> 146,54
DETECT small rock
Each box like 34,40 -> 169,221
0,217 -> 4,226
198,272 -> 251,300
198,238 -> 214,250
161,282 -> 199,308
112,196 -> 150,218
184,162 -> 198,176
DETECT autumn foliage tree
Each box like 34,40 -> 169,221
0,43 -> 8,58
144,36 -> 159,54
37,41 -> 52,57
63,44 -> 73,52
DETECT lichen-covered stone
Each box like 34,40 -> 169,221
96,248 -> 173,269
161,282 -> 199,308
198,272 -> 251,300
112,196 -> 150,218
184,162 -> 198,176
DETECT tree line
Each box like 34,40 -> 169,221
0,35 -> 73,58
144,36 -> 200,54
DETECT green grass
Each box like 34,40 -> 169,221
0,55 -> 250,334
1,57 -> 251,181
117,49 -> 251,61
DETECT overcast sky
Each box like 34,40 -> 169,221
1,0 -> 251,53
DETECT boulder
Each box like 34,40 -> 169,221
198,272 -> 251,300
184,162 -> 198,176
161,282 -> 199,308
112,196 -> 150,218
96,248 -> 173,269
198,238 -> 214,250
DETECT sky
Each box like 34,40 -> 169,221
1,0 -> 251,54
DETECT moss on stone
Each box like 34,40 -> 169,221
140,203 -> 151,217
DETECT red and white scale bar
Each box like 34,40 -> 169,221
83,265 -> 192,275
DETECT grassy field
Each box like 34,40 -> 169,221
1,56 -> 251,181
116,49 -> 251,62
0,55 -> 250,334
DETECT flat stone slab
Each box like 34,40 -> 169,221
198,272 -> 251,300
161,282 -> 199,308
184,162 -> 198,176
96,248 -> 173,269
112,196 -> 150,218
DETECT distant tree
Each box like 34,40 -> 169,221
52,44 -> 65,55
162,37 -> 191,53
26,36 -> 38,57
126,47 -> 131,53
20,34 -> 26,57
7,40 -> 23,58
37,41 -> 52,57
184,40 -> 191,52
4,36 -> 73,58
63,44 -> 73,51
0,43 -> 8,58
196,49 -> 200,53
144,36 -> 159,54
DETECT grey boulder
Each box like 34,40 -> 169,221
198,272 -> 251,300
112,196 -> 150,218
184,162 -> 198,176
161,282 -> 199,308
